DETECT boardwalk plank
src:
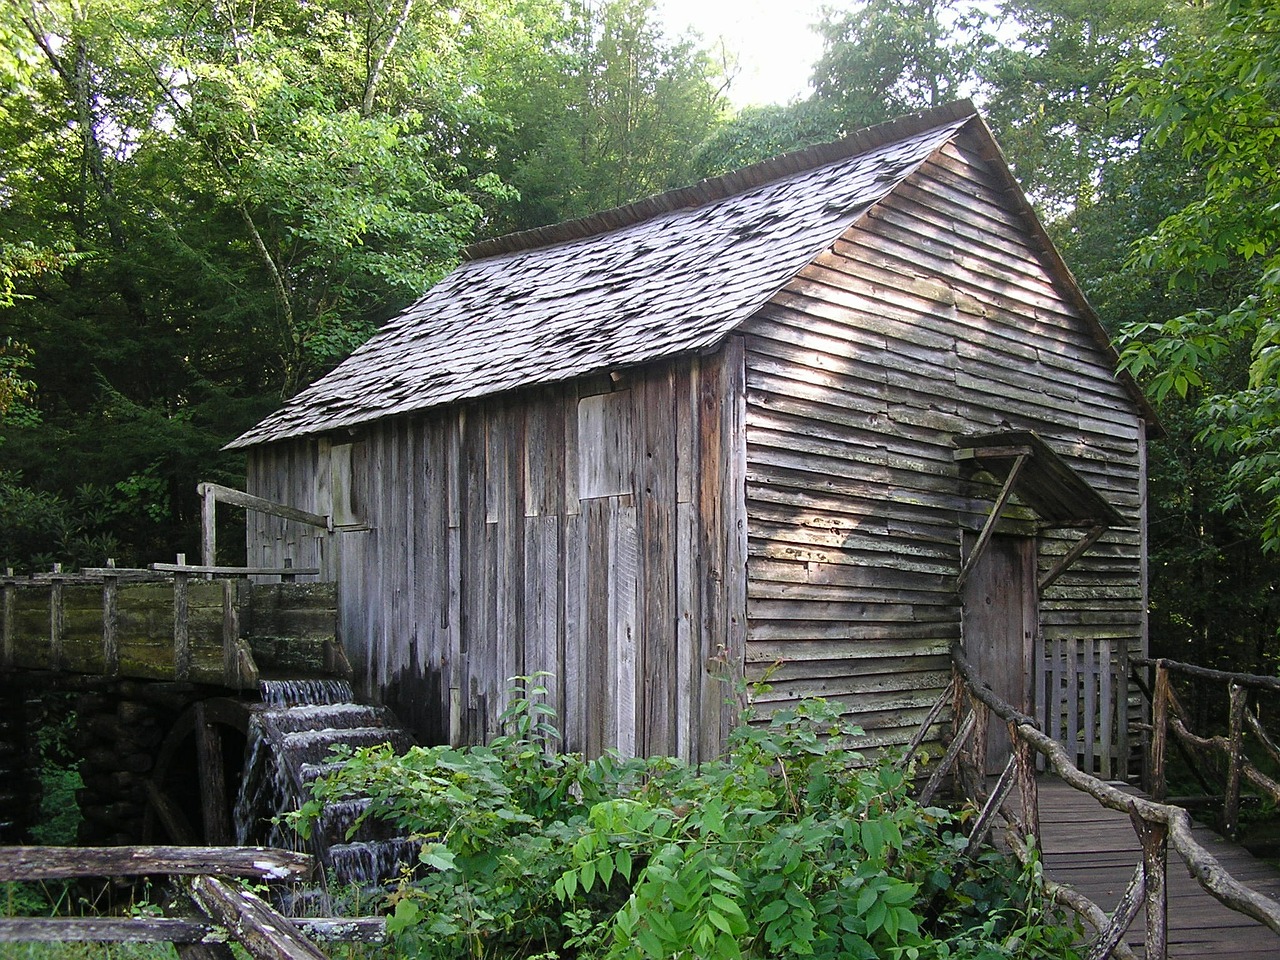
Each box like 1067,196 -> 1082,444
1035,775 -> 1280,958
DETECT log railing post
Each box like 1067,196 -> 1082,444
200,485 -> 217,578
1224,682 -> 1248,839
1151,661 -> 1170,802
48,562 -> 65,671
1134,812 -> 1169,960
1014,727 -> 1040,845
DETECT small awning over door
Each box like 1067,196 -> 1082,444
954,430 -> 1128,591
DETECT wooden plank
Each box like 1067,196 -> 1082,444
563,513 -> 584,752
639,367 -> 677,757
610,501 -> 639,756
699,346 -> 729,762
186,875 -> 328,960
0,846 -> 312,882
0,917 -> 214,943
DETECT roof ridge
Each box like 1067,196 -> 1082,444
463,99 -> 978,263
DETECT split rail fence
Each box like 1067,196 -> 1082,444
0,845 -> 384,958
912,642 -> 1280,960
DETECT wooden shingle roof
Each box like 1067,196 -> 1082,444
228,103 -> 979,450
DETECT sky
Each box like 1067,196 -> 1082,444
652,0 -> 827,108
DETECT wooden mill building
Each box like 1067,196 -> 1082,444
229,101 -> 1156,773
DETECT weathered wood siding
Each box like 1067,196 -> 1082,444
245,344 -> 747,762
740,137 -> 1146,757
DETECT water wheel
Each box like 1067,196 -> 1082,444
143,697 -> 252,845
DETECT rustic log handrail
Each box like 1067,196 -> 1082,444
199,482 -> 331,573
1137,656 -> 1280,837
911,643 -> 1280,960
0,845 -> 385,957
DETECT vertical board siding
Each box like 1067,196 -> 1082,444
245,348 -> 745,763
740,138 -> 1146,757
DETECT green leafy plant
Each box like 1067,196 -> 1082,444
296,679 -> 1080,960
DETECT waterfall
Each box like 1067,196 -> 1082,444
233,679 -> 419,903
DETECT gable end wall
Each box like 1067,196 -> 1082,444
740,137 -> 1147,757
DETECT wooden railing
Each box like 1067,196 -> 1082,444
1138,657 -> 1280,839
0,845 -> 384,958
909,642 -> 1280,960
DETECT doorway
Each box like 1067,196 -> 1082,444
960,532 -> 1037,772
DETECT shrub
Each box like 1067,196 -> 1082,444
295,678 -> 1080,960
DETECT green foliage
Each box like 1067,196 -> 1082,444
297,680 -> 1079,960
979,0 -> 1174,218
1117,0 -> 1280,550
810,0 -> 991,133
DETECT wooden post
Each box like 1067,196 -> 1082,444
1,569 -> 13,670
174,555 -> 191,682
1225,682 -> 1248,839
221,580 -> 241,688
103,559 -> 120,677
281,557 -> 295,583
200,484 -> 217,576
1135,812 -> 1169,960
194,702 -> 231,845
1014,726 -> 1040,845
49,563 -> 64,671
1151,661 -> 1169,801
969,698 -> 990,798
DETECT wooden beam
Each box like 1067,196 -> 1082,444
198,483 -> 331,532
0,917 -> 215,943
0,846 -> 312,882
151,564 -> 321,577
1038,524 -> 1107,593
956,454 -> 1027,591
195,702 -> 232,846
186,875 -> 329,960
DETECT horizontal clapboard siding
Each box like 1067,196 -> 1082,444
246,343 -> 748,763
741,137 -> 1146,754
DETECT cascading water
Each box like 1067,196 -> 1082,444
233,678 -> 419,904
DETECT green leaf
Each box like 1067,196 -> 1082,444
418,842 -> 456,872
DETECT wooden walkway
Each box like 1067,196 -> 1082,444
1037,775 -> 1280,959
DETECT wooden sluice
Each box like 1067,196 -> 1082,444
0,563 -> 347,688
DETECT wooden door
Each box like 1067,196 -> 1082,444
961,533 -> 1037,772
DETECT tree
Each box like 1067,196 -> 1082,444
1118,0 -> 1280,549
690,101 -> 842,179
0,0 -> 729,569
809,0 -> 990,133
979,0 -> 1174,218
485,0 -> 728,231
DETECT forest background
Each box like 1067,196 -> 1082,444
1,0 -> 1277,679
